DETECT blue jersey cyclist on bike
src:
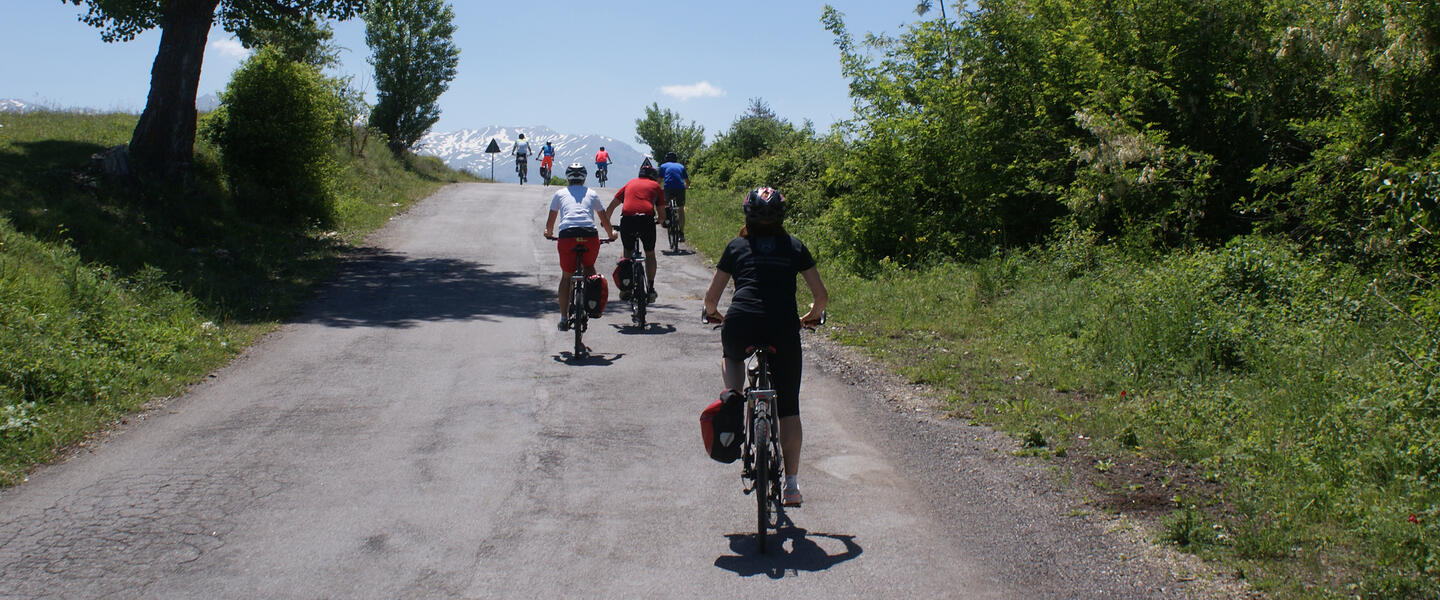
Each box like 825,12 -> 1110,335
545,163 -> 617,331
703,187 -> 828,507
658,152 -> 690,241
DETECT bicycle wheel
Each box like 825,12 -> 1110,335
571,279 -> 586,356
631,263 -> 647,327
667,201 -> 681,252
754,416 -> 771,551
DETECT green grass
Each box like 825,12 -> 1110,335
0,110 -> 477,485
688,185 -> 1439,598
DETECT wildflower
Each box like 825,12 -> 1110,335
1120,390 -> 1127,398
1409,514 -> 1420,524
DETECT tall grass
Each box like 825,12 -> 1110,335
0,110 -> 476,485
687,186 -> 1439,598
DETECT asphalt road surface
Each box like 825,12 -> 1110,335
0,183 -> 1216,599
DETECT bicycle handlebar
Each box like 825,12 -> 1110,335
700,309 -> 828,329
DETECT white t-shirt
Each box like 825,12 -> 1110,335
514,140 -> 531,156
549,185 -> 602,232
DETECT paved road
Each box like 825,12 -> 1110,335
0,183 -> 1210,598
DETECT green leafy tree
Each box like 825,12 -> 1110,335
62,0 -> 364,183
695,98 -> 810,187
365,0 -> 460,151
634,103 -> 705,164
246,16 -> 342,69
202,46 -> 342,225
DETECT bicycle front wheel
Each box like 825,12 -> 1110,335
754,417 -> 771,552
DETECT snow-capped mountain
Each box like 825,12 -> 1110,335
0,99 -> 37,113
415,125 -> 649,185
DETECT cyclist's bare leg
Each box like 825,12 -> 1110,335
645,253 -> 657,283
721,358 -> 744,392
557,271 -> 572,315
780,416 -> 802,476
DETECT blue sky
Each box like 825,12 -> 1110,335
1,1 -> 926,148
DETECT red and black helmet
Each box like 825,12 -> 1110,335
742,187 -> 786,223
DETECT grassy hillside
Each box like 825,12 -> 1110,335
687,186 -> 1438,599
0,110 -> 476,485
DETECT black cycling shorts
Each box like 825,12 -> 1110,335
721,312 -> 802,418
664,188 -> 687,208
619,214 -> 657,254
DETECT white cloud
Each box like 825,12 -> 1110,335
208,38 -> 250,60
659,81 -> 725,101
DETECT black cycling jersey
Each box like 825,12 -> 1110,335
716,234 -> 816,322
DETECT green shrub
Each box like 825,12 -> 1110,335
202,46 -> 342,225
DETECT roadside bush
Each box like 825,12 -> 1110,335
203,47 -> 342,226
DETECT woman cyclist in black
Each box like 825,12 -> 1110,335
703,187 -> 828,506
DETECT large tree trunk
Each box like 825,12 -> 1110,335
129,0 -> 221,183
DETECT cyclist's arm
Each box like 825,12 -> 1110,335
704,269 -> 731,319
593,203 -> 617,240
604,192 -> 624,224
544,210 -> 558,238
800,266 -> 829,324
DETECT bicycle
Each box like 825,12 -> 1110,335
622,240 -> 649,328
664,196 -> 681,253
702,310 -> 824,552
516,154 -> 528,185
547,234 -> 612,357
539,159 -> 551,184
596,164 -> 608,187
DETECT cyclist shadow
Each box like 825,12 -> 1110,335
660,248 -> 693,257
713,521 -> 863,579
552,351 -> 624,366
610,323 -> 677,335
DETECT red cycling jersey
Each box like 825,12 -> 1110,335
613,177 -> 664,216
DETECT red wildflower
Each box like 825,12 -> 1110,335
1120,390 -> 1127,398
1410,514 -> 1420,524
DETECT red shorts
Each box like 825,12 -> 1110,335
541,155 -> 554,168
557,237 -> 600,273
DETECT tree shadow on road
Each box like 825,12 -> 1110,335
294,247 -> 550,328
714,524 -> 863,579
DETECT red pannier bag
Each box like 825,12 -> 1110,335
612,257 -> 634,292
584,274 -> 608,318
700,389 -> 745,463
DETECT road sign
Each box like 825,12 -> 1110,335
485,138 -> 501,179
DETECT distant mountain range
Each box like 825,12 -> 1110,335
2,99 -> 643,186
0,95 -> 221,114
415,126 -> 649,185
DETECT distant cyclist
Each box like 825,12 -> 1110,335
594,146 -> 611,179
658,152 -> 690,241
545,163 -> 618,330
604,161 -> 667,302
512,133 -> 531,178
703,187 -> 828,507
539,141 -> 556,179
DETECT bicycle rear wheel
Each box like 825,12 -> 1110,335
754,416 -> 771,552
571,279 -> 586,356
631,263 -> 647,327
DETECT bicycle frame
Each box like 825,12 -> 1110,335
666,197 -> 681,252
628,240 -> 647,327
743,346 -> 783,551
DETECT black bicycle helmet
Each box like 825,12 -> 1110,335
565,163 -> 587,183
638,161 -> 658,179
742,187 -> 786,223
664,151 -> 678,162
